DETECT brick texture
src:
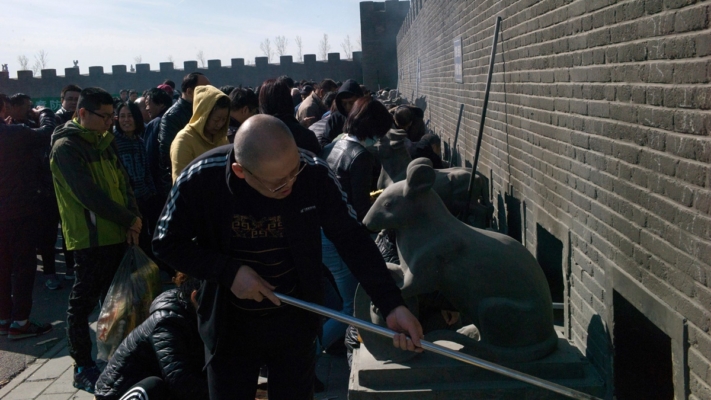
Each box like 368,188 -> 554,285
397,0 -> 711,397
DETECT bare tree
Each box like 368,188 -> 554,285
134,55 -> 143,64
31,50 -> 49,75
167,55 -> 175,63
318,34 -> 331,61
275,36 -> 288,57
260,38 -> 273,63
341,35 -> 353,60
196,50 -> 205,68
18,55 -> 29,70
295,36 -> 303,62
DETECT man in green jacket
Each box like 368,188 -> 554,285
50,87 -> 142,394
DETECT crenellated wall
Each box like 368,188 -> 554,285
0,52 -> 362,98
396,0 -> 710,398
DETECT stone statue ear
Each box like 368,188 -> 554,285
404,162 -> 436,197
387,129 -> 408,149
410,157 -> 433,168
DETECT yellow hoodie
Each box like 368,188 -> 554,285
170,85 -> 230,182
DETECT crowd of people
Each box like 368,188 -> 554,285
0,73 -> 446,400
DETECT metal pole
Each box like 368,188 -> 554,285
461,16 -> 502,222
450,103 -> 465,166
275,293 -> 601,400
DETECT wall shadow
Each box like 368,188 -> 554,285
536,224 -> 564,303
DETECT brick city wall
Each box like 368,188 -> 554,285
396,0 -> 710,398
0,53 -> 362,99
360,0 -> 411,90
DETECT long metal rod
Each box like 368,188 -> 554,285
461,16 -> 502,222
450,103 -> 465,166
275,293 -> 601,400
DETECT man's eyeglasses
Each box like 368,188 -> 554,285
85,108 -> 113,123
243,162 -> 306,193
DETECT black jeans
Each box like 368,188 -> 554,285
67,243 -> 126,367
207,306 -> 319,400
0,215 -> 41,321
37,197 -> 74,275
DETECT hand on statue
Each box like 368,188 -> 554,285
300,116 -> 316,128
441,310 -> 460,326
231,265 -> 281,306
385,305 -> 424,352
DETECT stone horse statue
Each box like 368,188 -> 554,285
359,161 -> 558,363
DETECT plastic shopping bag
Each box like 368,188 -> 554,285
96,245 -> 162,362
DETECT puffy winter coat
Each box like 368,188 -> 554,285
94,289 -> 208,400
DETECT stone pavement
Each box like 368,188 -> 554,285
0,251 -> 351,399
0,312 -> 350,400
0,330 -> 350,400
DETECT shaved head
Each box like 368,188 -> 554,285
233,114 -> 297,172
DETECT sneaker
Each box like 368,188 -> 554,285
45,276 -> 62,290
65,269 -> 75,280
8,321 -> 52,340
73,365 -> 101,393
0,320 -> 10,336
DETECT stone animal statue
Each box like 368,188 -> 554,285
373,129 -> 493,227
360,161 -> 558,363
73,60 -> 79,67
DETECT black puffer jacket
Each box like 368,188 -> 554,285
319,138 -> 374,221
0,110 -> 56,222
157,98 -> 192,196
94,289 -> 208,400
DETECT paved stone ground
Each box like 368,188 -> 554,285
0,249 -> 350,399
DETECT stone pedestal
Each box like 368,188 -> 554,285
349,331 -> 605,399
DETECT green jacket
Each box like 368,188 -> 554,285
50,120 -> 141,250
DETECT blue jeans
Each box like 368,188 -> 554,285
320,230 -> 359,350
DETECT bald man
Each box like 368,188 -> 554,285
152,115 -> 422,400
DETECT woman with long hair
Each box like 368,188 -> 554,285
114,102 -> 157,255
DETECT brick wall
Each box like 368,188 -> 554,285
0,53 -> 362,99
361,0 -> 411,89
396,0 -> 710,397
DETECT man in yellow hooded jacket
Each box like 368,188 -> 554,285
170,85 -> 230,182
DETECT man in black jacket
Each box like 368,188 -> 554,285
55,84 -> 81,124
152,115 -> 422,400
320,79 -> 364,147
144,88 -> 173,205
0,102 -> 56,339
156,72 -> 210,197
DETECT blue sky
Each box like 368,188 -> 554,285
2,0 -> 369,77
